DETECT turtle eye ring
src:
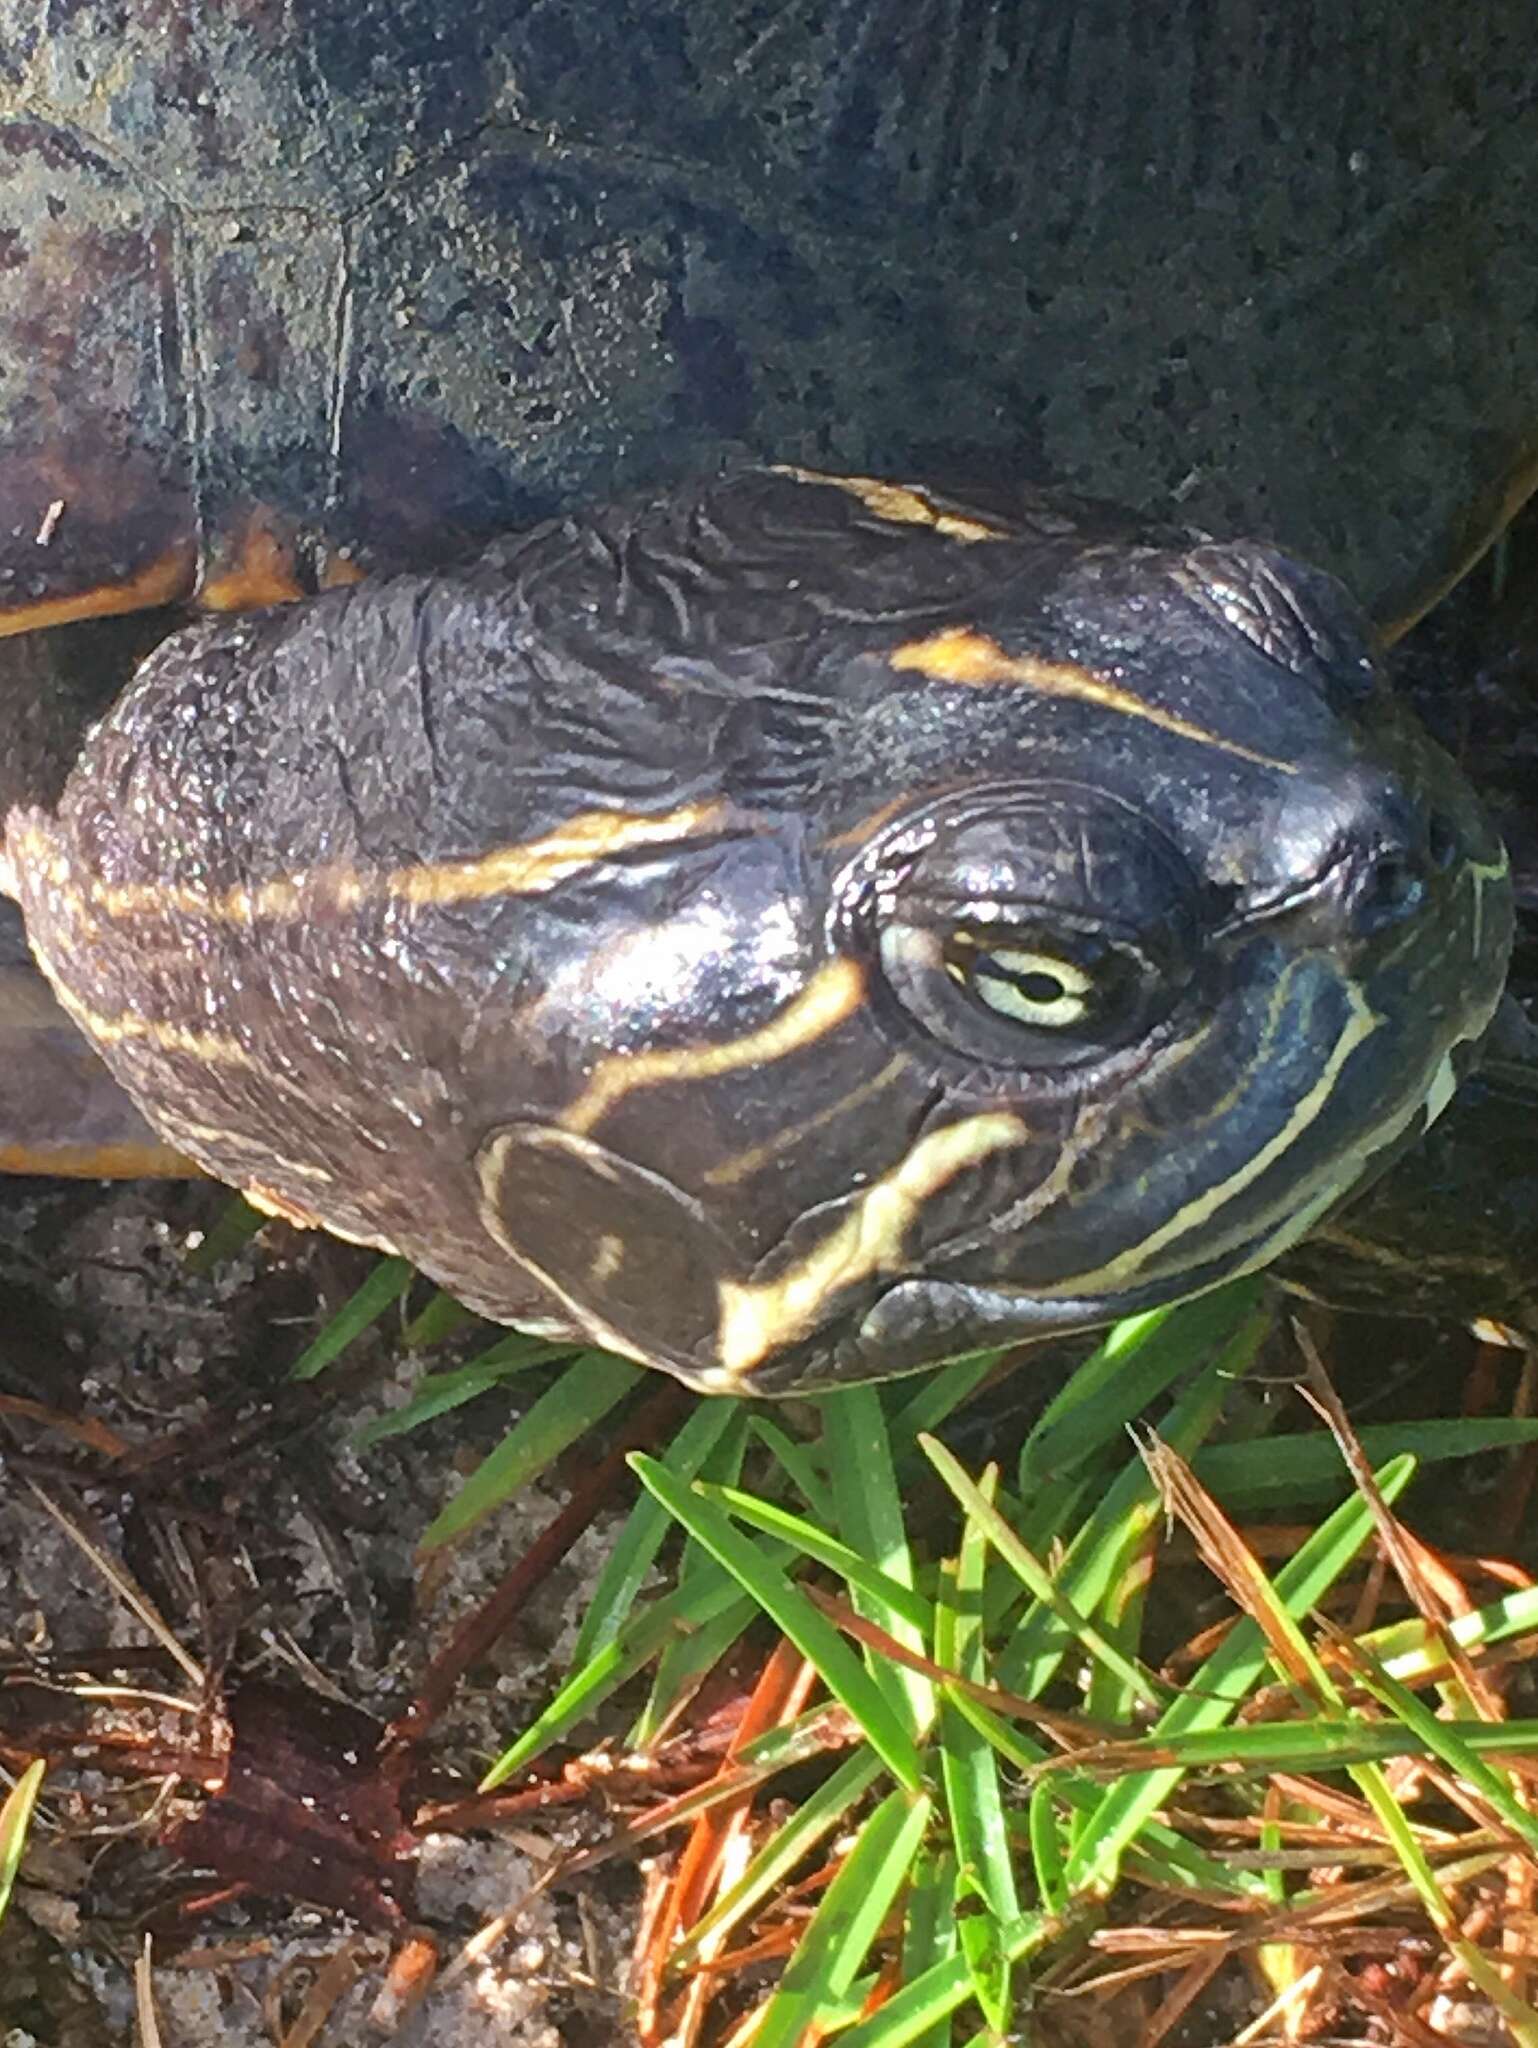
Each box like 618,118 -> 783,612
878,920 -> 1164,1071
946,934 -> 1095,1029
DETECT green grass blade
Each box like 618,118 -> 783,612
182,1193 -> 265,1272
749,1789 -> 933,2048
422,1350 -> 643,1548
1060,1454 -> 1417,1897
824,1385 -> 932,1734
480,1569 -> 751,1787
0,1759 -> 45,1926
900,1849 -> 958,2048
399,1288 -> 476,1348
355,1340 -> 575,1444
1028,1781 -> 1068,1915
886,1352 -> 1004,1439
632,1453 -> 926,1792
997,1336 -> 1239,1696
934,1536 -> 1016,2032
954,1909 -> 1010,2038
1347,1765 -> 1538,2045
941,1688 -> 1265,1898
703,1483 -> 933,1636
1347,1651 -> 1538,1858
934,1478 -> 1019,1928
748,1416 -> 837,1521
631,1415 -> 756,1743
359,1361 -> 515,1439
668,1750 -> 886,1972
1060,1716 -> 1538,1777
1194,1417 -> 1538,1508
924,1435 -> 1164,1713
288,1255 -> 416,1378
629,1583 -> 757,1749
1083,1479 -> 1155,1729
571,1400 -> 745,1667
1017,1280 -> 1267,1493
1372,1582 -> 1538,1679
836,1907 -> 1062,2048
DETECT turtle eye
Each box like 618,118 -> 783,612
879,920 -> 1161,1070
946,934 -> 1095,1030
853,788 -> 1202,1072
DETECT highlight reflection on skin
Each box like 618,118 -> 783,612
532,854 -> 810,1056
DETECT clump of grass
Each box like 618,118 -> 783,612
371,1275 -> 1531,2045
71,1226 -> 1538,2041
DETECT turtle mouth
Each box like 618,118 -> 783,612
824,1172 -> 1375,1386
794,1017 -> 1497,1396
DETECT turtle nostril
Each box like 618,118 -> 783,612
1350,849 -> 1426,934
1427,812 -> 1461,872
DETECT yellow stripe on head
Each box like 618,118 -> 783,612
770,467 -> 1008,544
561,958 -> 868,1137
30,802 -> 734,925
889,627 -> 1292,772
714,1109 -> 1028,1378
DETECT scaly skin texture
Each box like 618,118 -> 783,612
1,2 -> 1536,631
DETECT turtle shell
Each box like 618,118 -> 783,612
1,1 -> 1537,634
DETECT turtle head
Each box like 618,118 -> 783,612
5,468 -> 1512,1396
734,534 -> 1513,1389
455,500 -> 1512,1396
663,528 -> 1507,1392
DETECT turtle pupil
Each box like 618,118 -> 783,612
964,943 -> 1098,1030
1012,968 -> 1068,1005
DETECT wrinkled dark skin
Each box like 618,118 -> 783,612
1283,540 -> 1538,1341
1282,1009 -> 1538,1339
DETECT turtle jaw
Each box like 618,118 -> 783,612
772,1045 -> 1480,1395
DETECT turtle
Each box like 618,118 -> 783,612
0,2 -> 1535,1391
